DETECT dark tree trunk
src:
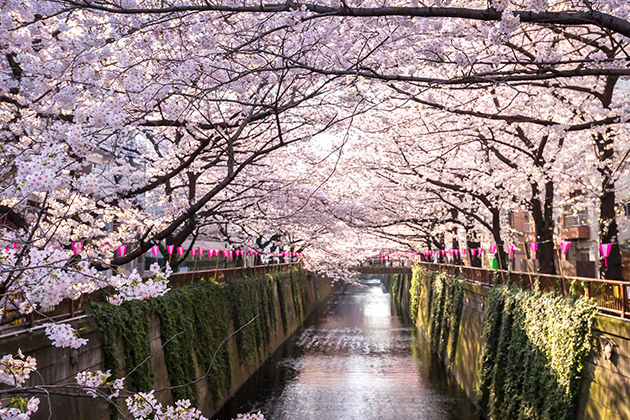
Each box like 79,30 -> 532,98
599,167 -> 623,279
452,236 -> 462,265
596,77 -> 623,280
594,129 -> 624,279
531,180 -> 557,275
467,239 -> 481,267
490,209 -> 508,270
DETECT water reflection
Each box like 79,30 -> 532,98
213,279 -> 480,420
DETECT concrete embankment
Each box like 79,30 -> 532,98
387,270 -> 630,420
0,268 -> 332,420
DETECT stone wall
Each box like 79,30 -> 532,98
391,271 -> 630,420
0,270 -> 332,420
577,316 -> 630,420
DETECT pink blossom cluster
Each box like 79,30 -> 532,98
0,350 -> 37,387
0,247 -> 101,315
0,397 -> 39,420
126,392 -> 208,420
44,323 -> 88,349
499,10 -> 520,35
106,263 -> 171,305
75,369 -> 124,399
233,412 -> 265,420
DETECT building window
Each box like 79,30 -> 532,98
625,203 -> 630,217
564,210 -> 589,227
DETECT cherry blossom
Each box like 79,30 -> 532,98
0,350 -> 37,387
0,397 -> 39,420
44,323 -> 88,349
75,369 -> 124,399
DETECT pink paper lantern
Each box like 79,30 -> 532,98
117,245 -> 127,257
72,242 -> 83,255
600,243 -> 612,267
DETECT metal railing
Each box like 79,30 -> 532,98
1,263 -> 300,333
167,263 -> 298,287
415,262 -> 630,319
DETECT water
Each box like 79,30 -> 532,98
213,279 -> 480,420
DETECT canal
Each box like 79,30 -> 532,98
213,277 -> 480,420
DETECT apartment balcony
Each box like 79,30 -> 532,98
561,214 -> 590,240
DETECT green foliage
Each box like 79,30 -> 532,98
89,280 -> 233,406
426,272 -> 464,364
299,266 -> 310,309
227,274 -> 278,364
87,300 -> 154,392
290,267 -> 303,322
447,277 -> 464,363
148,281 -> 231,404
409,265 -> 430,323
274,272 -> 290,333
89,271 -> 289,411
478,285 -> 597,420
389,273 -> 408,305
390,274 -> 401,302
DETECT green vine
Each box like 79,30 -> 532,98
275,272 -> 290,333
390,274 -> 401,302
87,300 -> 154,393
425,271 -> 464,364
409,266 -> 430,323
227,274 -> 277,364
299,267 -> 310,310
88,271 -> 291,414
478,285 -> 597,420
290,267 -> 303,322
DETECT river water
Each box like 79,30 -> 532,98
212,278 -> 480,420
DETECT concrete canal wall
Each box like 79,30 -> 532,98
388,271 -> 630,420
0,268 -> 332,420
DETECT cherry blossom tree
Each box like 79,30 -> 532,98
2,0 -> 630,417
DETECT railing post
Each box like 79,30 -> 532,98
621,283 -> 627,319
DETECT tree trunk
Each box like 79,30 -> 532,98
467,239 -> 481,267
599,174 -> 623,279
490,209 -> 508,270
531,180 -> 557,275
596,131 -> 624,280
452,235 -> 462,265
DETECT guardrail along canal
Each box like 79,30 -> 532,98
213,278 -> 480,420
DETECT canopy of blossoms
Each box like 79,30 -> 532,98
1,0 -> 629,418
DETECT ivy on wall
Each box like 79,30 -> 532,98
427,272 -> 464,364
227,274 -> 277,364
390,274 -> 401,302
88,270 -> 304,413
87,300 -> 154,393
274,272 -> 290,333
478,285 -> 597,420
89,280 -> 232,406
150,280 -> 232,404
408,266 -> 428,323
290,267 -> 303,322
